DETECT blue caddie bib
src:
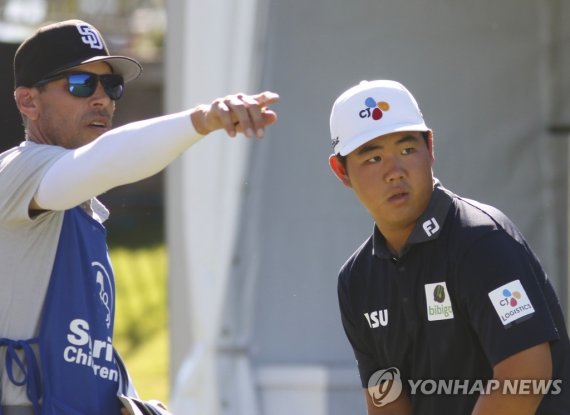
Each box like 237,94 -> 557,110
39,206 -> 122,414
1,206 -> 124,414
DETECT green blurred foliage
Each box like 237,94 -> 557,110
111,245 -> 169,404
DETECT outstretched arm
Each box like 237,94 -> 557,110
31,91 -> 278,211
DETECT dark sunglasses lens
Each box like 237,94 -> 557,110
66,73 -> 125,100
67,73 -> 97,97
101,75 -> 124,100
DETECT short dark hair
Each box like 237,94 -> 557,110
336,130 -> 431,172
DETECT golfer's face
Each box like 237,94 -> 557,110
344,131 -> 434,233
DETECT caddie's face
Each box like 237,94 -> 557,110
334,131 -> 434,237
27,61 -> 116,149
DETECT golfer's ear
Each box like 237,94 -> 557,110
329,154 -> 352,188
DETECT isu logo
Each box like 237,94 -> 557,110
364,309 -> 389,328
76,23 -> 104,49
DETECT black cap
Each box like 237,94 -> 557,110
14,19 -> 142,87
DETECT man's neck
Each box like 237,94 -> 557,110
375,222 -> 416,256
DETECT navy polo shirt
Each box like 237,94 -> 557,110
338,182 -> 570,414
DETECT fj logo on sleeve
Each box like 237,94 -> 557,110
488,279 -> 534,327
77,23 -> 104,49
425,282 -> 454,321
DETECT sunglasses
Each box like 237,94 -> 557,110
35,71 -> 125,100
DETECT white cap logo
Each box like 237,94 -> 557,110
330,80 -> 429,156
77,23 -> 104,50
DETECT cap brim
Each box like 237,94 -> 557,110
47,55 -> 143,83
337,122 -> 430,156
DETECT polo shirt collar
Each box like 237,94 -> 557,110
373,179 -> 454,259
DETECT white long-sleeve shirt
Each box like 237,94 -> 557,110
0,110 -> 203,406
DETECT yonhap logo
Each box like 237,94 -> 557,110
368,367 -> 403,407
368,367 -> 562,402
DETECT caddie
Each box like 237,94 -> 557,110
0,19 -> 278,415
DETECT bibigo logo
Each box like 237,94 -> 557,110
359,97 -> 390,120
424,282 -> 454,321
368,367 -> 403,407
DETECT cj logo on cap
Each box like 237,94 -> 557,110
77,23 -> 104,50
359,97 -> 390,120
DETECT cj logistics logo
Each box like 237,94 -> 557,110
501,288 -> 522,307
359,97 -> 390,120
488,280 -> 534,326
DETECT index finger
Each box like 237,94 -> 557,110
251,91 -> 280,106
